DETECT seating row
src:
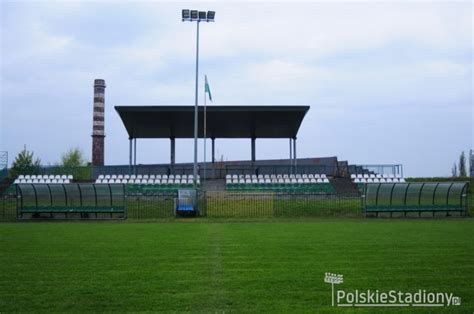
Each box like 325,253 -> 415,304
351,174 -> 402,179
354,178 -> 405,183
227,178 -> 330,184
17,174 -> 73,180
226,173 -> 327,180
98,174 -> 200,180
96,178 -> 200,185
226,182 -> 335,192
14,179 -> 71,184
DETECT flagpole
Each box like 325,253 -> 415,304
203,76 -> 207,182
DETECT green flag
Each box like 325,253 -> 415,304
205,75 -> 212,102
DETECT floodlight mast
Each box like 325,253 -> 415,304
182,9 -> 215,188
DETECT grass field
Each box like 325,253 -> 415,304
0,219 -> 473,312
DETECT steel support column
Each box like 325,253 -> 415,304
289,138 -> 293,174
293,137 -> 297,174
128,138 -> 132,176
133,138 -> 137,175
251,138 -> 256,163
211,138 -> 215,163
170,138 -> 175,166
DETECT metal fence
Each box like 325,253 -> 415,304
364,182 -> 469,216
1,184 -> 471,221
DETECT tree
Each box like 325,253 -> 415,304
459,151 -> 467,177
61,148 -> 85,167
9,148 -> 41,179
451,163 -> 457,177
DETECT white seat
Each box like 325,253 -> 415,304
278,178 -> 285,184
130,175 -> 136,179
257,174 -> 264,179
245,179 -> 252,184
395,174 -> 402,179
245,175 -> 251,180
141,179 -> 148,184
295,174 -> 301,179
31,175 -> 37,179
314,174 -> 320,179
95,179 -> 102,184
284,178 -> 291,184
308,174 -> 314,179
310,178 -> 316,184
354,178 -> 360,183
150,175 -> 156,179
389,174 -> 395,179
382,174 -> 389,178
369,174 -> 375,179
124,175 -> 130,179
283,174 -> 289,179
392,178 -> 399,183
290,178 -> 297,184
297,178 -> 304,184
252,179 -> 258,184
363,174 -> 369,179
264,178 -> 271,184
162,175 -> 168,180
373,178 -> 380,183
24,175 -> 31,180
258,178 -> 265,184
379,179 -> 386,183
321,174 -> 327,179
51,179 -> 57,184
316,179 -> 323,183
289,174 -> 295,179
251,175 -> 257,179
98,175 -> 105,180
61,175 -> 67,179
147,179 -> 154,184
137,175 -> 143,179
134,179 -> 141,184
303,178 -> 310,183
323,178 -> 329,183
399,178 -> 406,183
232,179 -> 239,184
109,179 -> 115,184
105,175 -> 111,179
350,174 -> 356,179
175,175 -> 181,179
270,174 -> 276,179
357,174 -> 363,179
111,175 -> 117,179
32,179 -> 39,183
376,174 -> 382,179
117,175 -> 123,180
169,175 -> 175,180
156,174 -> 162,180
14,179 -> 20,184
226,174 -> 231,180
302,174 -> 308,179
18,175 -> 25,179
64,179 -> 70,184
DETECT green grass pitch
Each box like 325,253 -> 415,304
0,219 -> 473,312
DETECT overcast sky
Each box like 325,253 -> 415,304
1,1 -> 472,177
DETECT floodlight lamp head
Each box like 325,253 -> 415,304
190,10 -> 198,20
198,11 -> 207,20
206,11 -> 215,21
182,9 -> 190,21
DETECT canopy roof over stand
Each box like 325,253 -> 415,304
114,105 -> 310,174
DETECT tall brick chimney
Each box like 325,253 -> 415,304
92,79 -> 106,166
